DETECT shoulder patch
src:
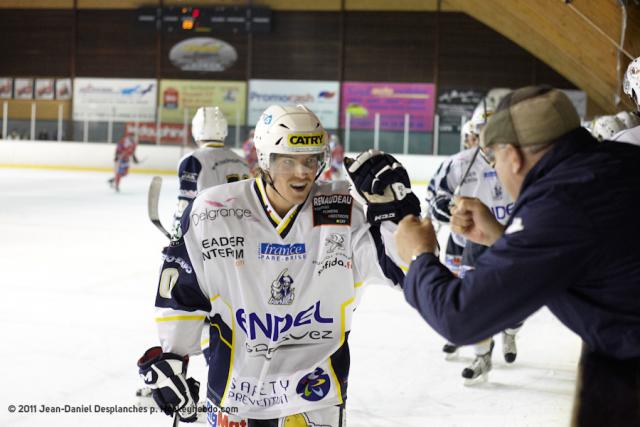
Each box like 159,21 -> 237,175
312,194 -> 353,226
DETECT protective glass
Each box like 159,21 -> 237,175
269,153 -> 324,176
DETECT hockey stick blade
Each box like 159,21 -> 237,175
148,176 -> 171,239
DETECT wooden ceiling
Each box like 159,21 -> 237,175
2,0 -> 638,113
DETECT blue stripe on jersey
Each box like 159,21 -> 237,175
207,314 -> 233,404
178,156 -> 202,201
368,225 -> 405,288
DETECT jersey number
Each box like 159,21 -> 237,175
159,268 -> 179,299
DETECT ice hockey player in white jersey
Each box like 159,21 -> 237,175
171,106 -> 250,237
611,56 -> 640,146
429,98 -> 523,383
136,104 -> 421,425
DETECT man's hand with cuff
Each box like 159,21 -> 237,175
395,215 -> 439,264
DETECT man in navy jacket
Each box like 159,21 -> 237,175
395,86 -> 640,427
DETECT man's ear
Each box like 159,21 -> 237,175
504,145 -> 524,175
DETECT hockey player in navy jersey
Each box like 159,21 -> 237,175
171,106 -> 250,238
426,101 -> 522,382
137,107 -> 251,412
137,104 -> 420,425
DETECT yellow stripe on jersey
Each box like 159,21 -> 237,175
208,294 -> 233,349
354,281 -> 363,289
210,323 -> 232,349
155,315 -> 207,322
255,177 -> 282,226
327,296 -> 356,405
339,297 -> 355,347
327,357 -> 343,405
276,206 -> 299,235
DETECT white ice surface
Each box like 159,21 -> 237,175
0,169 -> 582,427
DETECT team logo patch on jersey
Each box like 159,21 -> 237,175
324,234 -> 345,253
259,243 -> 307,261
312,194 -> 353,226
269,269 -> 295,305
296,368 -> 330,402
491,184 -> 503,200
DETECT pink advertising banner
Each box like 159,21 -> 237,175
340,82 -> 436,131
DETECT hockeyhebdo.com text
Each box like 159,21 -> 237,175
7,403 -> 238,416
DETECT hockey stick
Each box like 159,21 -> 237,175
148,176 -> 171,239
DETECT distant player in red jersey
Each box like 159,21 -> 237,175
321,133 -> 345,181
108,131 -> 139,192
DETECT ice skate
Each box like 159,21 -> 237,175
502,331 -> 517,363
107,177 -> 114,188
442,342 -> 459,360
462,341 -> 493,385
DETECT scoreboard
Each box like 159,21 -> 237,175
137,6 -> 271,33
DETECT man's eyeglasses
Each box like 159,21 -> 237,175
481,144 -> 509,168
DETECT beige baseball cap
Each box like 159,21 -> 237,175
481,86 -> 581,148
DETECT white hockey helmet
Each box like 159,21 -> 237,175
615,111 -> 640,129
254,104 -> 329,172
623,56 -> 640,110
484,88 -> 512,111
191,106 -> 228,144
469,104 -> 494,135
591,115 -> 625,141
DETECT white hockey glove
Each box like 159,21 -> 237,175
344,149 -> 421,224
137,346 -> 200,422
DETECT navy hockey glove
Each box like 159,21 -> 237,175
138,346 -> 200,423
344,149 -> 421,224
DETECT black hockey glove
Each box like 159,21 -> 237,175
344,149 -> 421,225
138,346 -> 200,423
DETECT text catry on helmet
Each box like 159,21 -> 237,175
591,115 -> 625,141
253,104 -> 329,171
191,106 -> 228,144
623,57 -> 640,110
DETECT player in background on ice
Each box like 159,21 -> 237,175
242,129 -> 259,176
425,119 -> 475,278
171,106 -> 250,238
611,56 -> 640,146
429,96 -> 523,383
321,134 -> 346,181
136,104 -> 420,425
108,131 -> 139,192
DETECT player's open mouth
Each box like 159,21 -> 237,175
289,182 -> 307,192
